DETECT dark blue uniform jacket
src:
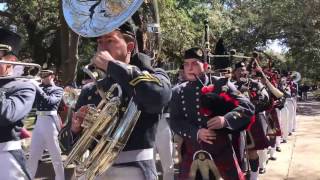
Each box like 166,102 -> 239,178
74,53 -> 172,151
169,75 -> 255,143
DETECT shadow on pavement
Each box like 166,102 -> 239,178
297,100 -> 320,116
35,160 -> 74,180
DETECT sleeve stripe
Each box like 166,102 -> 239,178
129,77 -> 161,86
129,72 -> 162,86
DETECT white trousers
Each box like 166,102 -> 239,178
286,99 -> 295,133
280,104 -> 289,141
77,166 -> 144,180
292,97 -> 297,131
270,136 -> 281,158
250,171 -> 259,180
257,149 -> 268,169
0,151 -> 29,180
27,115 -> 65,180
155,119 -> 174,180
276,136 -> 281,147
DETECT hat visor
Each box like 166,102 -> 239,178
0,44 -> 11,52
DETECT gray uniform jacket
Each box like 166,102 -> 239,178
35,83 -> 63,130
0,78 -> 36,142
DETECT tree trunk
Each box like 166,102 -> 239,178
59,0 -> 79,86
66,31 -> 80,85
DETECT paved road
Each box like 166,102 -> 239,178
261,100 -> 320,180
31,99 -> 320,180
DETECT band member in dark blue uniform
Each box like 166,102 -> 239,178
27,69 -> 64,180
0,28 -> 36,180
60,22 -> 172,180
169,45 -> 255,180
233,60 -> 271,179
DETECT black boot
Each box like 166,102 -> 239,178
259,168 -> 266,174
269,156 -> 277,161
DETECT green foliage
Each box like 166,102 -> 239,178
159,0 -> 320,84
1,1 -> 59,64
1,0 -> 320,83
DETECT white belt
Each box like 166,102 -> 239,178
36,111 -> 57,116
0,141 -> 21,151
163,113 -> 170,118
114,148 -> 154,164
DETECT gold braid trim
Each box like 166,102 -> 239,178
129,72 -> 161,86
0,44 -> 12,51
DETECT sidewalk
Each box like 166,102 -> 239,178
32,100 -> 320,180
261,100 -> 320,180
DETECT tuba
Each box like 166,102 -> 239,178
291,71 -> 301,83
62,1 -> 160,179
64,66 -> 141,180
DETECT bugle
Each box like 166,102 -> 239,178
251,59 -> 284,98
0,60 -> 41,79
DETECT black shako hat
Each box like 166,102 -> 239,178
116,21 -> 135,37
40,62 -> 56,77
183,47 -> 205,62
213,38 -> 232,70
40,69 -> 55,78
0,28 -> 22,56
234,61 -> 246,70
130,53 -> 154,73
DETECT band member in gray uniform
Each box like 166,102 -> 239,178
233,60 -> 271,179
60,22 -> 172,180
0,28 -> 35,180
169,45 -> 255,180
27,69 -> 64,180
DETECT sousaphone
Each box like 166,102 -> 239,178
63,0 -> 144,37
63,0 -> 161,60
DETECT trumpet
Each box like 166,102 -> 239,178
0,60 -> 41,79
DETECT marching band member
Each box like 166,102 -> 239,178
288,74 -> 299,132
234,58 -> 270,180
169,44 -> 255,180
286,74 -> 298,134
0,28 -> 36,180
255,64 -> 286,164
27,69 -> 64,180
278,74 -> 290,143
63,21 -> 172,180
262,68 -> 283,154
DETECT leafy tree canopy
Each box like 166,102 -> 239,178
1,0 -> 319,83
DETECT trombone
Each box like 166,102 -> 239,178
0,60 -> 41,79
